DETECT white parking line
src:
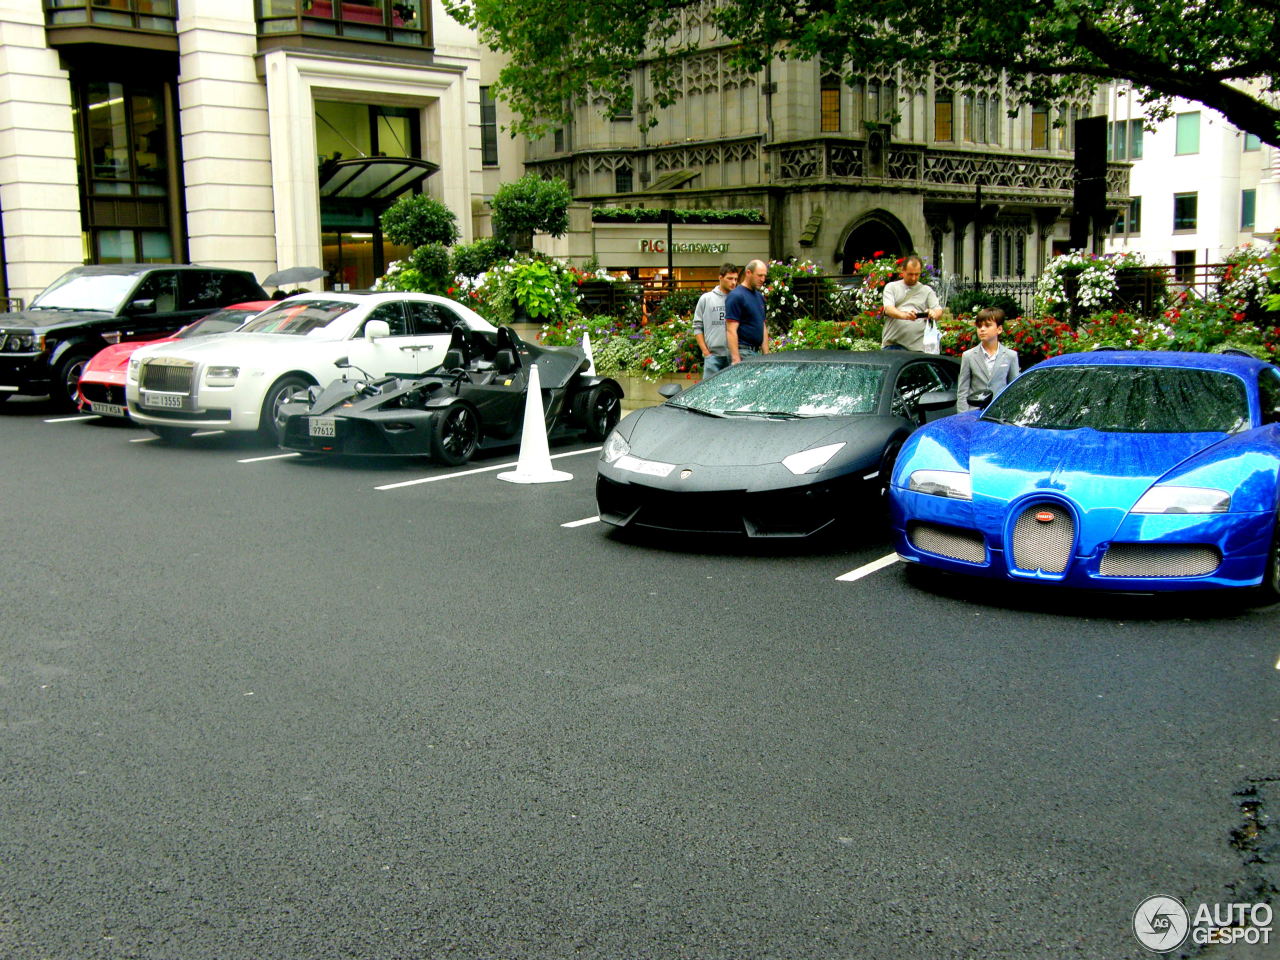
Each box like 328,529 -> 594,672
238,452 -> 301,464
191,430 -> 224,437
561,516 -> 600,528
129,436 -> 159,443
44,415 -> 99,423
836,553 -> 900,582
375,447 -> 601,491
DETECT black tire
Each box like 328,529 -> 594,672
53,351 -> 94,412
877,440 -> 903,498
431,403 -> 480,466
259,375 -> 310,444
582,383 -> 622,441
1253,520 -> 1280,604
149,425 -> 195,443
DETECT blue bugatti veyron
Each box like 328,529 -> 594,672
890,351 -> 1280,597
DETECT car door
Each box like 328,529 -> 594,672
402,300 -> 464,372
120,270 -> 201,340
892,361 -> 956,425
346,302 -> 422,377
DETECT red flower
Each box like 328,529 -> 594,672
447,286 -> 455,294
873,250 -> 884,258
1233,312 -> 1246,322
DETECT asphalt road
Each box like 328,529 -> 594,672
1,396 -> 1278,960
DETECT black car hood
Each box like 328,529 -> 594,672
0,308 -> 115,332
624,404 -> 878,466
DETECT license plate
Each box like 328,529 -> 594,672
90,401 -> 126,417
142,391 -> 185,409
308,417 -> 336,438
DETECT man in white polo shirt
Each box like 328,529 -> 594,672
881,255 -> 942,351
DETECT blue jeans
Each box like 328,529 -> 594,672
737,345 -> 760,358
702,353 -> 731,377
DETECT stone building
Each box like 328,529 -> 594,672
523,2 -> 1130,290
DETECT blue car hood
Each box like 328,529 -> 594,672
965,420 -> 1226,510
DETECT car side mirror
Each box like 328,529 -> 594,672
364,319 -> 390,341
334,356 -> 350,368
127,298 -> 157,315
966,389 -> 994,409
658,383 -> 682,399
917,389 -> 957,411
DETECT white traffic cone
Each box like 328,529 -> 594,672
582,332 -> 596,375
498,362 -> 573,483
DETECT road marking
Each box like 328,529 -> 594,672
44,414 -> 99,423
836,553 -> 900,582
562,516 -> 600,528
238,452 -> 301,463
129,436 -> 159,443
191,430 -> 224,437
375,446 -> 601,491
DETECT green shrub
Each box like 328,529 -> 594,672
380,194 -> 459,248
946,289 -> 1022,320
590,207 -> 765,224
493,175 -> 571,244
452,237 -> 513,279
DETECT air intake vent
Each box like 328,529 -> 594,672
1011,503 -> 1074,573
908,522 -> 986,563
1099,543 -> 1220,578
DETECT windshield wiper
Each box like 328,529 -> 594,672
721,409 -> 801,419
670,404 -> 724,418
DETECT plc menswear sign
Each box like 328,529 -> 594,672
637,240 -> 730,254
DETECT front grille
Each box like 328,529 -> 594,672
1099,543 -> 1221,578
140,360 -> 195,394
80,382 -> 124,405
908,522 -> 987,563
1011,503 -> 1074,573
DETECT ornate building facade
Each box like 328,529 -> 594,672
524,2 -> 1130,286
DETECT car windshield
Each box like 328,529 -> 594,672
668,360 -> 886,417
29,273 -> 137,312
175,308 -> 253,339
982,364 -> 1251,433
238,300 -> 356,336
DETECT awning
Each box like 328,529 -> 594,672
317,156 -> 439,201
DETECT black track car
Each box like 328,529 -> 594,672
596,350 -> 959,538
278,325 -> 624,464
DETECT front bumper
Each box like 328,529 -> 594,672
281,410 -> 436,456
0,353 -> 52,396
890,487 -> 1272,591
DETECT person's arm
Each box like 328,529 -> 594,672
1007,346 -> 1021,380
956,352 -> 972,412
761,328 -> 769,354
926,287 -> 943,321
726,322 -> 741,363
693,295 -> 711,357
883,287 -> 916,320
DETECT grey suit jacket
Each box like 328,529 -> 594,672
957,343 -> 1020,411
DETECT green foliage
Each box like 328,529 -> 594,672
773,316 -> 857,352
376,243 -> 452,295
762,259 -> 841,334
649,289 -> 701,325
946,289 -> 1022,320
444,0 -> 1280,146
451,237 -> 515,279
380,194 -> 459,248
492,175 -> 571,244
472,256 -> 582,325
590,207 -> 766,224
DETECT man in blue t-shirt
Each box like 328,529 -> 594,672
724,258 -> 769,364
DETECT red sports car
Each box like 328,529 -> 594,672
77,301 -> 274,419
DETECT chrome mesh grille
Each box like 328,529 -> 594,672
908,522 -> 986,563
1099,543 -> 1221,578
1011,503 -> 1074,573
140,360 -> 195,394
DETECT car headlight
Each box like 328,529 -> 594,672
1132,486 -> 1230,514
127,357 -> 140,381
2,333 -> 37,352
781,442 -> 846,475
204,365 -> 239,383
602,430 -> 630,463
908,469 -> 973,500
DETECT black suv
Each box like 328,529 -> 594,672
0,264 -> 268,410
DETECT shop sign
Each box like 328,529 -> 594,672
638,240 -> 731,254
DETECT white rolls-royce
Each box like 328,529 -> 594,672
125,292 -> 496,442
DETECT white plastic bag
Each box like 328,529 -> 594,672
921,318 -> 940,354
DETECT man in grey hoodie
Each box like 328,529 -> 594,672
693,263 -> 740,377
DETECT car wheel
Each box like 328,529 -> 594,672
582,383 -> 622,441
1253,519 -> 1280,604
53,351 -> 93,412
149,426 -> 195,443
258,375 -> 310,444
431,403 -> 479,466
878,440 -> 903,498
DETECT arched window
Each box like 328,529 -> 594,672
820,74 -> 841,132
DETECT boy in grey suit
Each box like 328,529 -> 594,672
957,307 -> 1020,412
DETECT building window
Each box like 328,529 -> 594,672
47,0 -> 177,32
1244,132 -> 1261,152
1031,104 -> 1048,149
962,92 -> 974,141
1173,249 -> 1196,284
988,96 -> 1001,145
1112,197 -> 1142,235
820,75 -> 841,132
1173,192 -> 1198,231
1242,189 -> 1257,230
1108,119 -> 1144,160
615,163 -> 633,193
934,89 -> 953,142
257,0 -> 428,47
1175,112 -> 1200,155
480,86 -> 498,166
553,128 -> 565,153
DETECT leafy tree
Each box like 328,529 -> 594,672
451,237 -> 514,278
444,0 -> 1280,146
380,194 -> 459,248
491,175 -> 572,249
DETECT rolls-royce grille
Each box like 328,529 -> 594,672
908,522 -> 986,563
140,361 -> 194,394
1099,543 -> 1221,578
1011,503 -> 1074,573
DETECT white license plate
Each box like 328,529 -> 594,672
90,401 -> 126,417
142,392 -> 185,409
308,417 -> 336,438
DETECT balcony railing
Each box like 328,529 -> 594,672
258,0 -> 428,47
45,0 -> 177,33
